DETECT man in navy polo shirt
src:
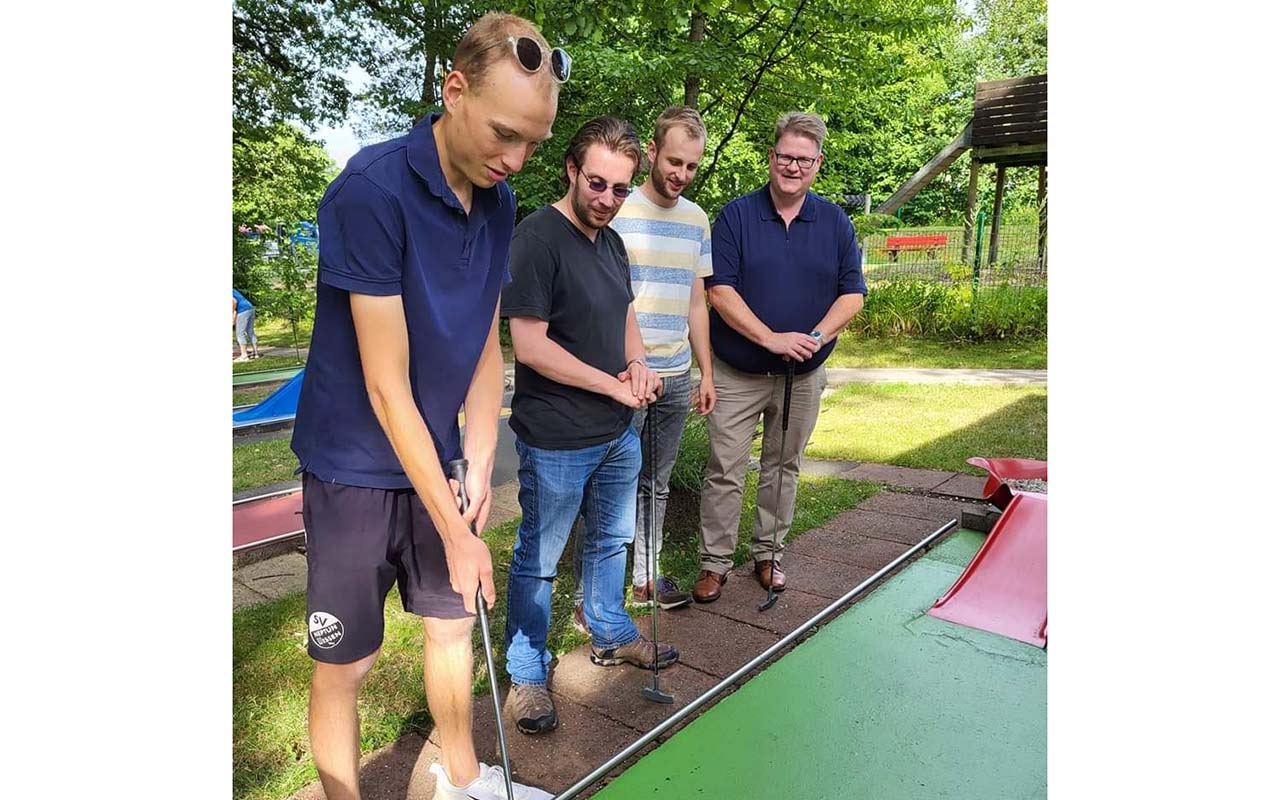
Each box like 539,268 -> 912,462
692,111 -> 867,604
290,13 -> 562,800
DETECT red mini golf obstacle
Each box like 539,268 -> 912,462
927,457 -> 1047,648
233,489 -> 304,552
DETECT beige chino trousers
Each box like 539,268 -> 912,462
698,356 -> 827,575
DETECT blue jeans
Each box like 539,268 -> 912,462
572,370 -> 694,599
505,427 -> 642,686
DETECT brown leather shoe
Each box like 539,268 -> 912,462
692,570 -> 727,603
754,560 -> 787,592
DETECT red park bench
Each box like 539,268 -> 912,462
884,233 -> 948,261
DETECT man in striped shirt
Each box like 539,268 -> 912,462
574,106 -> 717,616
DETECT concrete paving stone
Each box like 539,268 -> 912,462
288,733 -> 442,800
931,472 -> 990,500
823,508 -> 944,545
800,458 -> 859,477
824,367 -> 1048,385
548,648 -> 721,734
837,462 -> 956,491
787,527 -> 914,571
732,552 -> 875,601
430,688 -> 646,796
489,480 -> 522,516
487,505 -> 521,528
695,581 -> 834,637
235,551 -> 309,600
819,509 -> 942,545
855,491 -> 984,528
232,578 -> 270,610
661,601 -> 779,678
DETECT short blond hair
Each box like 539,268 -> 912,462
773,111 -> 826,152
452,12 -> 553,90
653,106 -> 707,149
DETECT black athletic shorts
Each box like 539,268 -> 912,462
302,472 -> 472,664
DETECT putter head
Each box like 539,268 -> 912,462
758,591 -> 779,612
642,685 -> 676,704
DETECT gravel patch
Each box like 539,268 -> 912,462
1008,478 -> 1047,494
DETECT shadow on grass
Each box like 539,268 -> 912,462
884,393 -> 1047,474
805,386 -> 1046,474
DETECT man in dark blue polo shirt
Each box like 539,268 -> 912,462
692,111 -> 867,604
289,13 -> 562,800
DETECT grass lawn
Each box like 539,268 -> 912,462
233,355 -> 307,375
233,468 -> 877,800
233,384 -> 280,407
828,335 -> 1046,369
237,316 -> 315,350
233,438 -> 299,492
806,382 -> 1047,473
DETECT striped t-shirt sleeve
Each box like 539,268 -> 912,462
697,213 -> 713,278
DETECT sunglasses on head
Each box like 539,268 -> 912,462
506,35 -> 572,84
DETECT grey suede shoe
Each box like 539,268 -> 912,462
589,635 -> 678,669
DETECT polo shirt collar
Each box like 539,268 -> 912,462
407,112 -> 500,221
757,184 -> 817,222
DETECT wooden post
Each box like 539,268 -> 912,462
988,164 -> 1007,266
1037,164 -> 1048,271
962,158 -> 981,263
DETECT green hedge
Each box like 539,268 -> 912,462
848,280 -> 1047,341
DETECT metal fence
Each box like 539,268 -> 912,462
858,215 -> 1047,287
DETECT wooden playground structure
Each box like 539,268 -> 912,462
877,74 -> 1048,272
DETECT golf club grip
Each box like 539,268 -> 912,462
447,457 -> 471,520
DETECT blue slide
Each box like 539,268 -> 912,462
233,369 -> 304,429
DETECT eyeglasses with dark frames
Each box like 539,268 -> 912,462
771,151 -> 819,171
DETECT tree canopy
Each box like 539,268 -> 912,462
232,0 -> 1047,226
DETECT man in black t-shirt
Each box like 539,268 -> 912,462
500,117 -> 679,735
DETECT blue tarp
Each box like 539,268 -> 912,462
233,369 -> 304,429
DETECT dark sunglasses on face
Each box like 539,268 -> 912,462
507,35 -> 572,83
772,151 -> 818,170
580,170 -> 633,200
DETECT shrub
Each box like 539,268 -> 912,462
849,280 -> 960,337
849,279 -> 1046,341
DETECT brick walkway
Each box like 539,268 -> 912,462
259,463 -> 987,799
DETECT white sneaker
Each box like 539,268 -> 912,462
429,761 -> 553,800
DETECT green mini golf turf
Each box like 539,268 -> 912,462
232,367 -> 303,387
592,529 -> 1047,799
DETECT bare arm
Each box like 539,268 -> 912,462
688,278 -> 713,375
811,293 -> 865,342
622,305 -> 661,402
707,284 -> 820,362
509,316 -> 641,408
232,297 -> 238,326
460,303 -> 505,534
688,278 -> 716,415
350,293 -> 494,613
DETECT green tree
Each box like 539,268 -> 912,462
233,0 -> 365,144
232,123 -> 336,227
261,243 -> 319,357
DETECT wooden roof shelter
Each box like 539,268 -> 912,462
877,74 -> 1047,269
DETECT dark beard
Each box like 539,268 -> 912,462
571,181 -> 612,230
